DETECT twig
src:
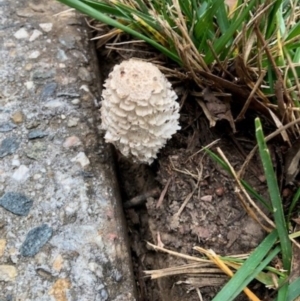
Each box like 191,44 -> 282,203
123,188 -> 160,208
156,178 -> 171,208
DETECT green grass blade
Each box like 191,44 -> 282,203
241,180 -> 272,211
286,22 -> 300,42
57,0 -> 181,64
205,148 -> 272,211
287,187 -> 300,223
238,245 -> 281,296
212,230 -> 278,301
204,0 -> 256,64
266,0 -> 284,39
287,277 -> 300,301
255,117 -> 292,272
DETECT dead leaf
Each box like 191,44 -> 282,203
200,195 -> 212,202
202,87 -> 236,132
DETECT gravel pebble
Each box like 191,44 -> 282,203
20,224 -> 53,257
25,141 -> 47,160
63,136 -> 81,148
111,269 -> 123,282
39,23 -> 53,32
0,265 -> 17,282
0,122 -> 16,132
0,192 -> 33,216
0,137 -> 19,158
67,117 -> 79,127
78,67 -> 92,82
11,165 -> 29,182
11,111 -> 24,124
14,28 -> 29,39
28,50 -> 41,59
28,130 -> 48,140
29,29 -> 42,42
71,152 -> 90,168
40,82 -> 57,100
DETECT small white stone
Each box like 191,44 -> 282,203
67,117 -> 79,127
33,174 -> 42,180
71,152 -> 90,168
28,50 -> 41,59
59,63 -> 66,68
11,158 -> 20,167
39,23 -> 53,32
12,165 -> 29,182
61,114 -> 66,120
14,28 -> 29,39
63,136 -> 81,148
24,81 -> 34,90
71,98 -> 80,105
29,29 -> 42,41
79,85 -> 89,92
44,100 -> 63,108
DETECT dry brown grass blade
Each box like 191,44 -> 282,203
235,70 -> 266,121
267,108 -> 291,145
173,160 -> 202,218
144,262 -> 222,279
216,147 -> 275,231
255,26 -> 294,122
195,247 -> 262,301
188,277 -> 226,289
147,242 -> 210,263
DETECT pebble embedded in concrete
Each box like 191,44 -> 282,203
0,122 -> 16,132
67,117 -> 79,127
14,28 -> 29,39
11,111 -> 24,124
28,50 -> 41,59
48,278 -> 71,301
0,265 -> 17,282
63,136 -> 81,148
11,165 -> 29,182
25,141 -> 47,160
0,137 -> 19,158
0,192 -> 33,216
20,224 -> 53,257
78,67 -> 92,82
40,82 -> 57,100
29,29 -> 42,42
28,130 -> 48,140
39,23 -> 53,32
71,152 -> 90,167
71,98 -> 80,105
0,239 -> 6,256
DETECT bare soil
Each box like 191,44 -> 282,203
95,40 -> 291,301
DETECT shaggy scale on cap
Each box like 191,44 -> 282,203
100,59 -> 180,164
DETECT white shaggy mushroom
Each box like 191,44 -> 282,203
100,59 -> 181,164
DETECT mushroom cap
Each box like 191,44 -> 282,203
100,59 -> 180,164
